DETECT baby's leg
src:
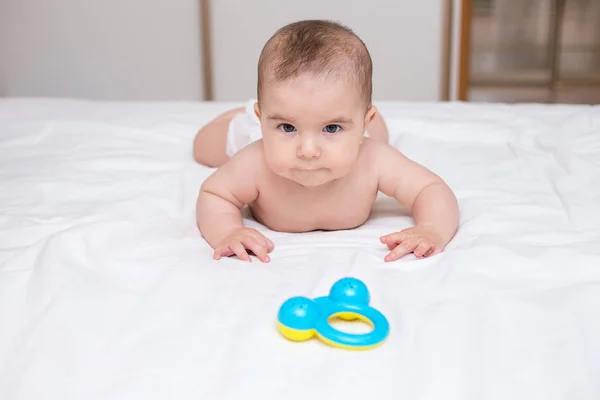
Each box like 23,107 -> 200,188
193,107 -> 244,167
367,112 -> 389,143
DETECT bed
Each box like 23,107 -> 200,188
0,97 -> 599,399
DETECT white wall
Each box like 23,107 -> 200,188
0,0 -> 203,101
210,0 -> 446,102
0,0 -> 451,102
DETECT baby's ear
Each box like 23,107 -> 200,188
365,105 -> 377,127
254,102 -> 261,119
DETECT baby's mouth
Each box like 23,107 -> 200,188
294,167 -> 324,172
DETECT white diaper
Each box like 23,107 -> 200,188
225,99 -> 369,157
226,99 -> 262,157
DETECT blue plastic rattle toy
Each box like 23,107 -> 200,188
276,277 -> 389,350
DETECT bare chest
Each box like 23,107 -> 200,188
249,176 -> 378,232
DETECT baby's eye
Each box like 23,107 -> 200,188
323,124 -> 342,134
277,123 -> 296,133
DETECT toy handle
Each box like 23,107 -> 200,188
316,309 -> 389,348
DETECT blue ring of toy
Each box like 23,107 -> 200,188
313,296 -> 389,348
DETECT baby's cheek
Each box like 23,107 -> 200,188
332,142 -> 360,164
272,158 -> 291,173
264,146 -> 293,173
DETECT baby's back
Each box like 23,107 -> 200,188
249,140 -> 380,232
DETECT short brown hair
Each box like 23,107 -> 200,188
257,20 -> 373,106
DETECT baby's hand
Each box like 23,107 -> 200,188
380,225 -> 444,262
213,227 -> 274,263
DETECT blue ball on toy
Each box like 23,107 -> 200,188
277,296 -> 319,331
328,277 -> 371,306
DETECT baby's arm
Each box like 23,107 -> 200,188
375,143 -> 459,261
196,145 -> 273,262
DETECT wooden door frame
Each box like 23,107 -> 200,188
200,0 -> 214,101
441,0 -> 454,101
458,0 -> 472,101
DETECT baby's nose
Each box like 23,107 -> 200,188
297,137 -> 321,159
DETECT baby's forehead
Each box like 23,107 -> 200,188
262,71 -> 364,102
263,56 -> 361,86
260,96 -> 363,125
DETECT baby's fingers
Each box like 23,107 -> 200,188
413,240 -> 434,258
213,245 -> 233,260
265,237 -> 275,252
260,234 -> 275,253
426,246 -> 443,258
230,240 -> 252,262
242,236 -> 270,263
385,239 -> 419,262
380,231 -> 412,245
254,233 -> 275,253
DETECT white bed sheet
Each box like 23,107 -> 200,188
0,98 -> 599,400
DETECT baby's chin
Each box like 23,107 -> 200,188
283,168 -> 343,188
265,160 -> 350,188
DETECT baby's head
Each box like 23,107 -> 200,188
254,20 -> 376,187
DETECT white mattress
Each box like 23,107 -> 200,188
1,98 -> 599,400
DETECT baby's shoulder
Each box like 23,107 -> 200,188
358,138 -> 403,167
206,141 -> 268,190
222,140 -> 266,174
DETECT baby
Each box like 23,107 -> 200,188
194,20 -> 459,263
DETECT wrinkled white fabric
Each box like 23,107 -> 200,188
0,98 -> 599,400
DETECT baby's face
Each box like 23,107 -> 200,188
255,74 -> 375,187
